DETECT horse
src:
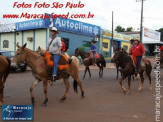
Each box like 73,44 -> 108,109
0,55 -> 11,106
74,48 -> 106,79
11,43 -> 84,105
111,48 -> 135,79
36,46 -> 80,85
111,48 -> 152,94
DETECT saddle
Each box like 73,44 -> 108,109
44,52 -> 70,80
90,53 -> 100,59
130,55 -> 146,70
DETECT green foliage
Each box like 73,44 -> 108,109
78,47 -> 85,51
115,25 -> 134,32
115,25 -> 125,32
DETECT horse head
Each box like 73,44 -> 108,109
36,46 -> 45,56
11,43 -> 27,67
74,48 -> 79,57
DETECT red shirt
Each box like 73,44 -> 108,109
160,46 -> 163,51
131,43 -> 145,56
61,41 -> 66,52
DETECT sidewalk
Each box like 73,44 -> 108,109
78,63 -> 115,71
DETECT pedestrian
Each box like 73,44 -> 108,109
47,27 -> 62,81
160,45 -> 163,52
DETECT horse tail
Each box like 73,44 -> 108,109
73,80 -> 78,93
3,57 -> 11,83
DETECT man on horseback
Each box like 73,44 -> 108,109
130,39 -> 145,78
47,27 -> 62,81
90,40 -> 96,66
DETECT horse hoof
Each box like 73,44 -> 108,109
149,87 -> 152,91
138,88 -> 142,92
60,97 -> 66,102
43,98 -> 48,105
81,92 -> 84,98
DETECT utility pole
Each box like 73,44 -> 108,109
136,0 -> 145,43
111,11 -> 114,57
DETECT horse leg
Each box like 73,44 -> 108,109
0,81 -> 4,106
146,67 -> 152,90
101,66 -> 103,77
138,70 -> 144,92
42,79 -> 48,105
116,66 -> 119,79
83,66 -> 88,79
72,76 -> 84,98
127,75 -> 131,94
119,75 -> 127,93
87,66 -> 91,78
60,78 -> 70,101
30,80 -> 39,105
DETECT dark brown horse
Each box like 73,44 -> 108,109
74,48 -> 106,79
112,48 -> 152,94
0,55 -> 11,106
12,43 -> 84,105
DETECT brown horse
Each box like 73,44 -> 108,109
74,48 -> 106,79
12,43 -> 84,105
0,55 -> 11,106
112,48 -> 152,94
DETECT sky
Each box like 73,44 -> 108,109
0,0 -> 163,31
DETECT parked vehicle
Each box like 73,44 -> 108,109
0,51 -> 28,72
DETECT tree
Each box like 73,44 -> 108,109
156,28 -> 163,42
115,25 -> 125,32
126,27 -> 133,32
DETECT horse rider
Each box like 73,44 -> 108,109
130,39 -> 145,78
61,38 -> 66,54
160,45 -> 163,52
47,27 -> 62,81
129,39 -> 134,55
90,40 -> 96,66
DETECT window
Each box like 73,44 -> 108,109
103,42 -> 108,48
3,40 -> 9,48
123,45 -> 128,51
83,41 -> 91,47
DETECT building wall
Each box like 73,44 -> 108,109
102,38 -> 110,51
35,29 -> 46,50
1,33 -> 15,51
56,31 -> 98,55
23,30 -> 33,50
121,42 -> 130,52
16,31 -> 22,50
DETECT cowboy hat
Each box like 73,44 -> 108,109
134,39 -> 140,42
49,27 -> 59,34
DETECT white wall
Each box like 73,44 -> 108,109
24,30 -> 33,50
35,29 -> 46,50
1,33 -> 15,51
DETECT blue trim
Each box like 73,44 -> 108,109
110,37 -> 112,57
0,33 -> 1,50
22,31 -> 24,45
33,30 -> 35,51
102,36 -> 130,43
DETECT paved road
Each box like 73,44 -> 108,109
1,67 -> 162,122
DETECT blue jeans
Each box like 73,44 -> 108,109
136,56 -> 142,72
52,54 -> 61,76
